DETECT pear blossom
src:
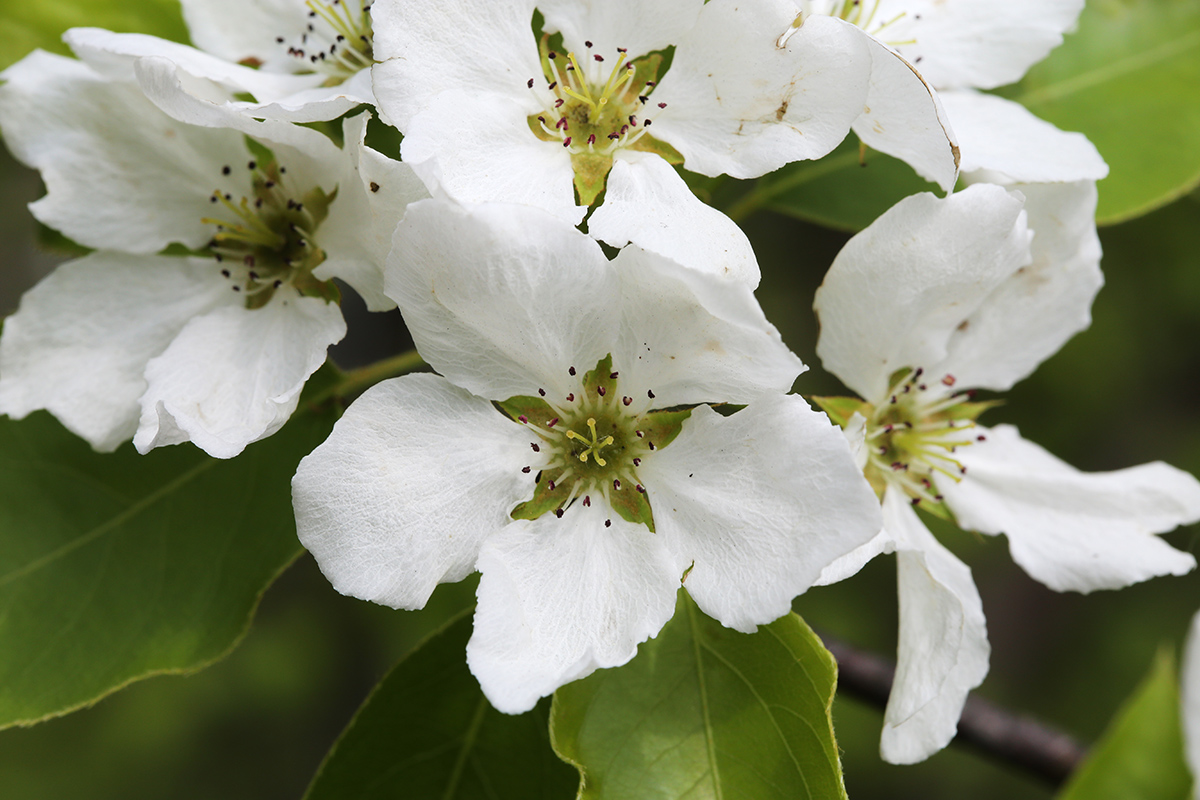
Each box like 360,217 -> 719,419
0,51 -> 427,458
812,184 -> 1200,763
292,198 -> 882,712
371,0 -> 959,283
62,0 -> 376,123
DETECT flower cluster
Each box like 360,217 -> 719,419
1,0 -> 1197,771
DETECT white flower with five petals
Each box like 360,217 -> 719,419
812,183 -> 1200,763
371,0 -> 959,284
292,198 -> 882,712
0,51 -> 427,458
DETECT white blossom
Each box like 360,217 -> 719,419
371,0 -> 958,283
0,51 -> 427,457
813,184 -> 1200,763
293,198 -> 882,712
62,0 -> 376,123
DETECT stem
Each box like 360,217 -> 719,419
821,634 -> 1088,787
310,349 -> 427,405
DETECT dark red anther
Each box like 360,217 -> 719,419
522,466 -> 531,473
635,484 -> 645,493
548,418 -> 559,427
562,137 -> 572,147
555,508 -> 564,518
528,78 -> 535,88
597,386 -> 606,396
647,389 -> 655,399
613,479 -> 622,490
566,393 -> 575,402
569,366 -> 576,376
531,443 -> 541,452
518,415 -> 529,423
942,374 -> 957,386
632,457 -> 641,466
605,519 -> 612,527
548,480 -> 556,490
583,496 -> 591,506
538,388 -> 546,396
622,396 -> 632,406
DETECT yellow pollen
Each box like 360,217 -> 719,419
565,417 -> 615,466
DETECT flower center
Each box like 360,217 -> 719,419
861,368 -> 992,512
501,355 -> 690,531
277,0 -> 374,85
527,39 -> 665,156
204,158 -> 340,309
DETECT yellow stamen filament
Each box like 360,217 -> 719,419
566,417 -> 615,466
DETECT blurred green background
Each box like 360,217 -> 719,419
2,0 -> 1200,796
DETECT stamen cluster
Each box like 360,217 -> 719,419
864,368 -> 986,508
204,159 -> 334,308
527,39 -> 667,155
276,0 -> 374,84
505,358 -> 688,531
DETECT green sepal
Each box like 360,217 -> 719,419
510,472 -> 573,523
628,134 -> 684,165
942,398 -> 1003,422
628,53 -> 664,99
496,395 -> 559,427
913,496 -> 953,522
291,272 -> 342,305
581,354 -> 617,401
607,472 -> 656,532
637,408 -> 691,451
571,151 -> 614,207
812,395 -> 872,429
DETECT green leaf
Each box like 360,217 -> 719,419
304,611 -> 578,800
730,137 -> 941,232
0,0 -> 189,70
1057,650 -> 1193,800
550,591 -> 847,800
1001,0 -> 1200,224
0,407 -> 334,729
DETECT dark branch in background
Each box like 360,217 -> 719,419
821,634 -> 1089,788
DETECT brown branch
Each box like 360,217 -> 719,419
821,634 -> 1088,787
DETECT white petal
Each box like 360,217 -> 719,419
640,395 -> 882,632
537,0 -> 704,64
1182,610 -> 1200,793
941,90 -> 1107,184
372,0 -> 541,130
134,293 -> 345,458
873,0 -> 1085,90
942,425 -> 1200,593
849,31 -> 959,191
400,90 -> 583,226
937,181 -> 1102,391
814,184 -> 1030,401
652,7 -> 872,178
0,51 -> 249,252
293,373 -> 536,610
133,57 -> 346,190
314,114 -> 432,311
880,490 -> 989,764
611,244 -> 803,407
65,27 -> 331,110
588,153 -> 761,286
0,253 -> 235,452
815,528 -> 895,586
468,506 -> 679,713
387,199 -> 618,400
180,0 -> 308,71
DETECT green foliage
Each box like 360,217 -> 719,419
730,137 -> 938,232
0,407 -> 334,729
550,591 -> 847,800
1003,0 -> 1200,224
304,611 -> 577,800
0,0 -> 188,70
1056,650 -> 1193,800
